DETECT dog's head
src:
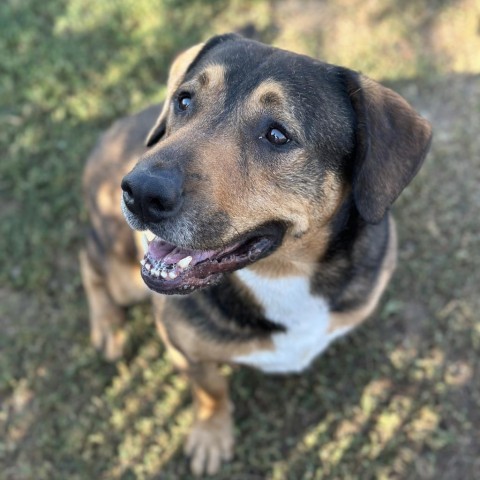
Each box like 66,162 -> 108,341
121,34 -> 432,295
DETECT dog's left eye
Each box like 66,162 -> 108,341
266,127 -> 290,145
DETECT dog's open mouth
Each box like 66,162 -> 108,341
140,225 -> 284,295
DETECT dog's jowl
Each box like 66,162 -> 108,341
80,34 -> 432,476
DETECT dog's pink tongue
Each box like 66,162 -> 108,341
148,238 -> 216,266
163,247 -> 216,265
148,239 -> 176,260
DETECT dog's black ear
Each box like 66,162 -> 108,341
341,69 -> 432,223
146,34 -> 243,147
145,111 -> 167,147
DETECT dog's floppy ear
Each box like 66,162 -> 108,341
342,69 -> 432,223
145,43 -> 205,147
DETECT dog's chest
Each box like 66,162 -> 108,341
233,270 -> 352,373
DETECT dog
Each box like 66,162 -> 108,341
80,33 -> 432,475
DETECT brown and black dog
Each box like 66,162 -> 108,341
80,34 -> 432,475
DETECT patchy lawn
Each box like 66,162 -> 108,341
1,0 -> 479,478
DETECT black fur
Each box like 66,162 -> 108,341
340,68 -> 432,223
311,196 -> 389,312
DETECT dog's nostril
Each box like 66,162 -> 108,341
123,184 -> 133,198
122,189 -> 134,207
121,178 -> 139,215
149,198 -> 169,213
121,178 -> 133,196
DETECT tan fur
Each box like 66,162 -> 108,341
248,79 -> 287,106
251,173 -> 350,278
79,250 -> 128,361
197,64 -> 226,90
152,296 -> 234,476
245,80 -> 301,138
96,181 -> 119,215
147,43 -> 205,141
105,253 -> 149,306
168,44 -> 205,93
159,311 -> 274,365
188,120 -> 348,278
185,64 -> 228,124
164,68 -> 351,278
185,363 -> 233,477
328,217 -> 398,332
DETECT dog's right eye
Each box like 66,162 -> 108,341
177,92 -> 192,111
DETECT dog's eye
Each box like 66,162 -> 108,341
177,93 -> 192,111
266,127 -> 290,145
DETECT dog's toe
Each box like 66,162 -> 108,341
90,317 -> 127,362
90,323 -> 106,352
103,328 -> 127,361
185,412 -> 234,476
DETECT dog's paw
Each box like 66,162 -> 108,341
90,316 -> 127,362
185,409 -> 234,476
103,328 -> 127,362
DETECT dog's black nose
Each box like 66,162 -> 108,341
121,167 -> 183,222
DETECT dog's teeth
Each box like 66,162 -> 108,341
140,259 -> 146,266
168,271 -> 178,280
145,263 -> 151,271
177,256 -> 193,269
141,234 -> 149,254
145,230 -> 156,242
161,270 -> 168,279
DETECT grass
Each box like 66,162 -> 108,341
1,0 -> 479,478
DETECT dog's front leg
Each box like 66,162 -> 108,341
79,249 -> 127,361
154,313 -> 234,476
185,361 -> 234,476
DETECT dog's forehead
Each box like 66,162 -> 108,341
190,40 -> 349,112
186,39 -> 275,79
185,39 -> 320,98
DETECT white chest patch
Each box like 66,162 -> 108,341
233,269 -> 352,373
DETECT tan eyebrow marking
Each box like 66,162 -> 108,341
248,80 -> 287,106
166,43 -> 205,97
197,64 -> 226,89
245,79 -> 302,137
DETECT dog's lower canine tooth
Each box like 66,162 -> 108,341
145,263 -> 151,271
145,230 -> 156,242
177,256 -> 193,269
141,234 -> 149,254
